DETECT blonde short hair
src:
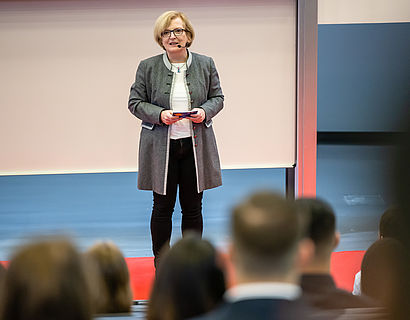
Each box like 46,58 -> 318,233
154,11 -> 195,50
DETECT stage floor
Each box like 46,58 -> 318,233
0,145 -> 394,260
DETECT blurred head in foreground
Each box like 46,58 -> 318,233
0,262 -> 5,294
294,197 -> 339,273
0,236 -> 92,320
361,238 -> 409,317
295,197 -> 381,312
147,233 -> 226,320
230,191 -> 311,283
391,110 -> 410,320
84,241 -> 132,314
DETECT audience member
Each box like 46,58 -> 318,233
391,111 -> 410,320
84,241 -> 133,315
361,238 -> 409,319
0,262 -> 5,295
147,232 -> 226,320
377,207 -> 404,240
295,198 -> 376,310
393,110 -> 410,249
0,236 -> 92,320
0,262 -> 5,279
352,206 -> 404,295
193,191 -> 325,320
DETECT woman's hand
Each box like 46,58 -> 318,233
161,110 -> 180,125
187,108 -> 205,123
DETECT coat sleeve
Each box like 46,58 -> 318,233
199,57 -> 224,122
128,60 -> 165,125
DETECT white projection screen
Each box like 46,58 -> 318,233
0,0 -> 296,175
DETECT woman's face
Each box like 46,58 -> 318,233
161,17 -> 189,54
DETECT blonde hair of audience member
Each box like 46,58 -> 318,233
0,236 -> 92,320
147,233 -> 226,320
84,241 -> 132,314
231,191 -> 312,284
153,11 -> 195,49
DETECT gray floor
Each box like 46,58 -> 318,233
0,145 -> 394,260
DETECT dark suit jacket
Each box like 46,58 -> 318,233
301,274 -> 377,310
191,297 -> 335,320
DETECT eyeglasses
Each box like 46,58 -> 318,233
161,28 -> 186,38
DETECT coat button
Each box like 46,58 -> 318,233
195,144 -> 198,147
194,135 -> 197,138
189,91 -> 192,94
187,82 -> 191,85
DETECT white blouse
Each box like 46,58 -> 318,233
170,62 -> 191,140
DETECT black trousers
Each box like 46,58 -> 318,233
151,137 -> 203,267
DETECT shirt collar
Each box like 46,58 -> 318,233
224,282 -> 302,303
163,50 -> 192,71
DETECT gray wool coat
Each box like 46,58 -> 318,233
128,51 -> 224,195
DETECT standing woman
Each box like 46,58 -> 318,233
128,11 -> 224,267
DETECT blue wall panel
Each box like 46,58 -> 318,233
318,22 -> 410,132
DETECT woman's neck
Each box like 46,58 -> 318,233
167,50 -> 188,63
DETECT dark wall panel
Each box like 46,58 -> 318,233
318,22 -> 410,132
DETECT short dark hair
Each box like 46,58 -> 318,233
379,207 -> 403,239
232,191 -> 301,275
294,197 -> 336,256
295,198 -> 336,246
147,233 -> 226,320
